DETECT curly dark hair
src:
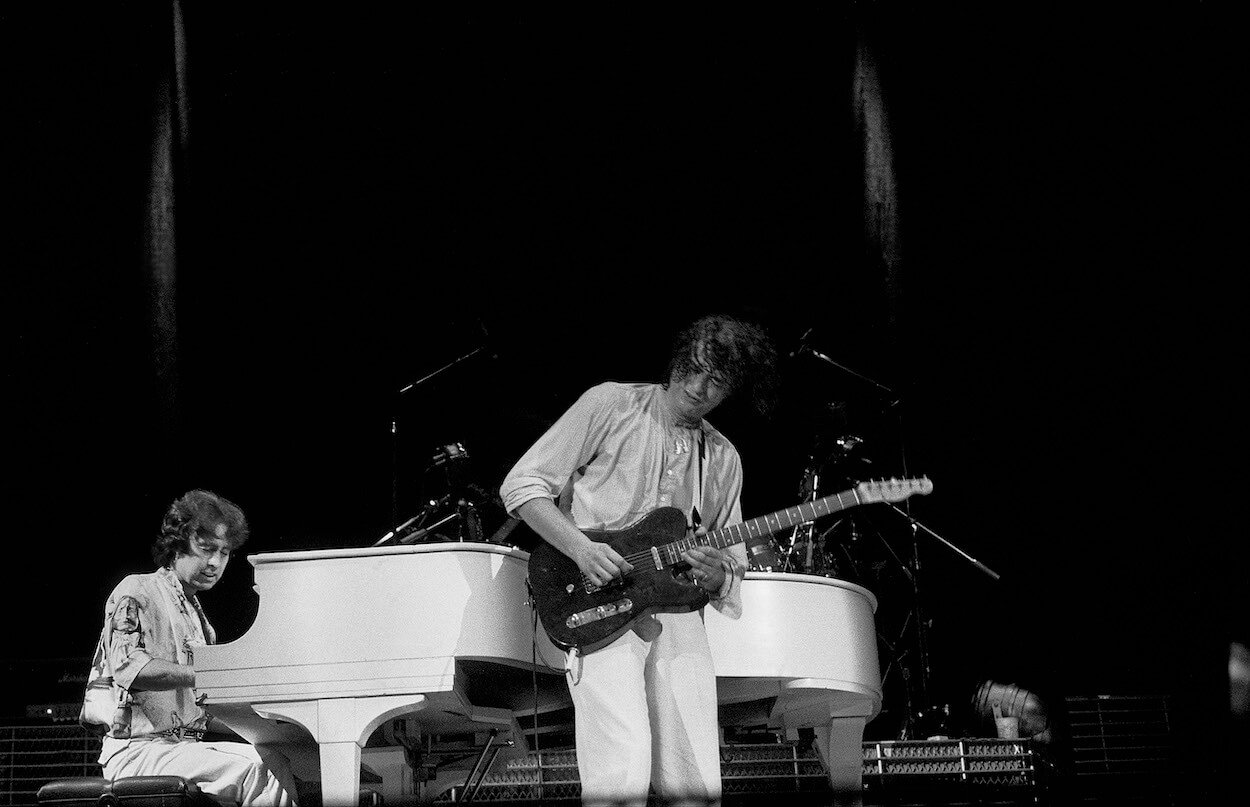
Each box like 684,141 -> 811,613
664,314 -> 779,417
151,489 -> 250,567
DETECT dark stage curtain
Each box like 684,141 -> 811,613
853,22 -> 902,337
144,0 -> 190,443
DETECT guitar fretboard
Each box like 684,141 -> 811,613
656,488 -> 862,567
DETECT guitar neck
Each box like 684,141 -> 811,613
660,488 -> 861,564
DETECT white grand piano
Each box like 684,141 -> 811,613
196,543 -> 881,805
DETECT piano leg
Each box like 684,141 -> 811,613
254,695 -> 430,807
810,716 -> 867,806
774,684 -> 874,807
319,741 -> 363,807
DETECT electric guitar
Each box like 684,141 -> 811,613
527,476 -> 933,653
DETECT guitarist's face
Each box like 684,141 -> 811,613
665,343 -> 730,426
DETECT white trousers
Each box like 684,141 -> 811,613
100,736 -> 298,806
568,611 -> 721,807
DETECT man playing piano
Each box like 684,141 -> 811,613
84,489 -> 299,806
501,314 -> 778,806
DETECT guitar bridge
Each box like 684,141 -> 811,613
565,598 -> 633,629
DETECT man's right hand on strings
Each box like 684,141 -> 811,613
515,497 -> 634,586
573,540 -> 633,587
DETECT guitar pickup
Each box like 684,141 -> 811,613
565,598 -> 633,629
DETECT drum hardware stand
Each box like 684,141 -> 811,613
373,493 -> 451,546
379,324 -> 490,546
817,489 -> 928,738
793,332 -> 999,739
776,462 -> 820,573
457,497 -> 484,542
384,510 -> 462,546
878,608 -> 917,739
374,441 -> 483,546
883,501 -> 1001,740
776,435 -> 867,575
440,444 -> 491,542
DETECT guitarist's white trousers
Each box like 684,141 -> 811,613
568,609 -> 721,806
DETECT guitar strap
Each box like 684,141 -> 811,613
691,430 -> 706,530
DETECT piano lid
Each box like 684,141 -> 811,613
197,542 -> 565,705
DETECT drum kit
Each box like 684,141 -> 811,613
373,440 -> 516,547
746,432 -> 885,579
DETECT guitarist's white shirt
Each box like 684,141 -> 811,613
502,381 -> 750,618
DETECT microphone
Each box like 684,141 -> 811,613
789,328 -> 813,359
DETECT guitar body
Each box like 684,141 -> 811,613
525,477 -> 932,654
528,507 -> 708,654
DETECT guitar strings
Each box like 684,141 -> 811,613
574,481 -> 921,587
591,512 -> 786,583
579,534 -> 721,589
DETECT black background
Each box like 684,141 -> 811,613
3,3 -> 1243,769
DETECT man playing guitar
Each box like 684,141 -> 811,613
501,314 -> 778,806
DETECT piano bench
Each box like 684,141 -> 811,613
37,776 -> 221,806
35,777 -> 108,805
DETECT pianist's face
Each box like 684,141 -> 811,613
171,524 -> 232,595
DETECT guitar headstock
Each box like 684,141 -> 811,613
856,476 -> 933,504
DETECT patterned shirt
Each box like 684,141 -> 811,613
87,566 -> 214,740
501,381 -> 749,617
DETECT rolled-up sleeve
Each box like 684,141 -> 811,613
709,450 -> 748,620
104,581 -> 153,691
500,384 -> 617,517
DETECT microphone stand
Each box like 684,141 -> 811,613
383,343 -> 488,544
797,345 -> 901,407
397,344 -> 488,396
885,503 -> 1000,582
794,339 -> 999,737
